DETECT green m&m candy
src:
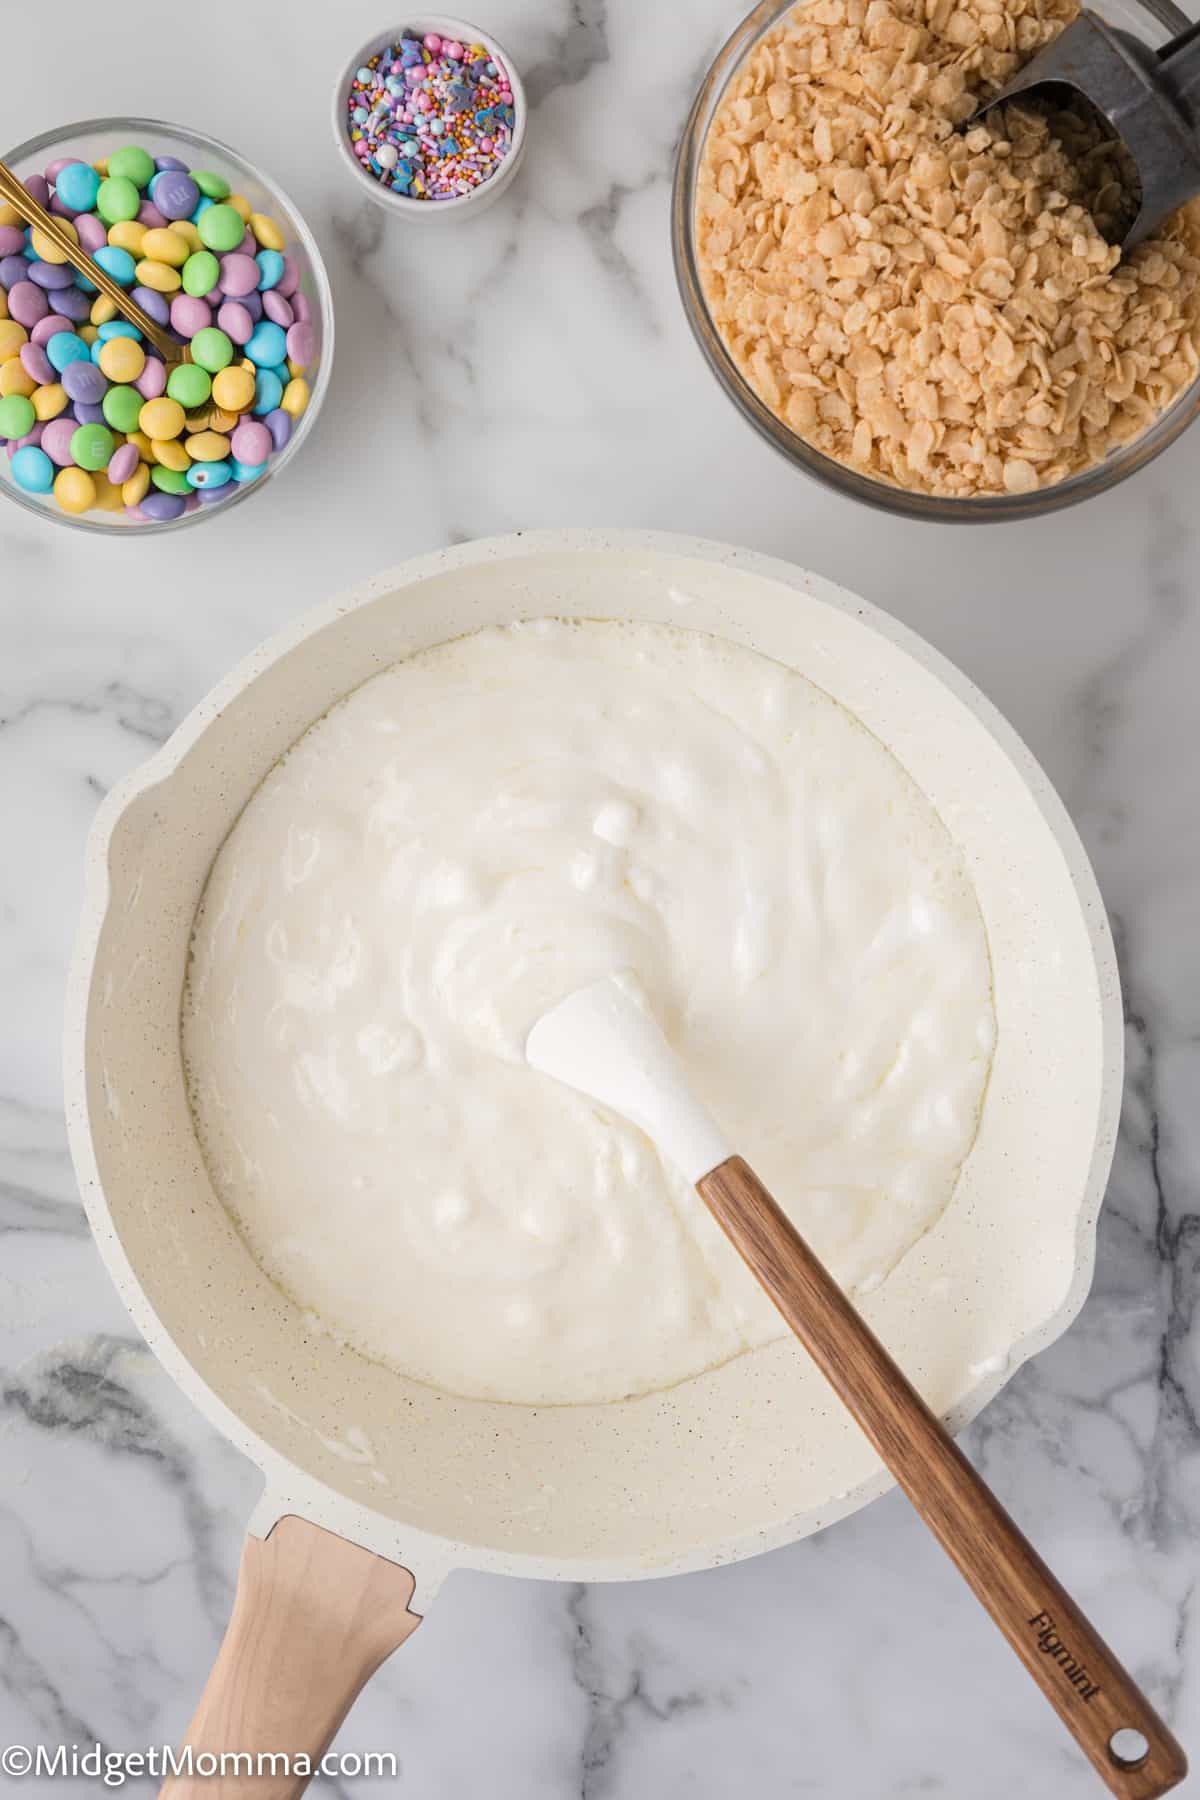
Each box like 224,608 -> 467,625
196,203 -> 244,254
191,169 -> 230,200
102,384 -> 143,434
107,144 -> 155,188
181,250 -> 220,297
70,423 -> 116,471
0,393 -> 36,439
151,465 -> 192,494
166,362 -> 212,408
190,326 -> 234,373
96,175 -> 140,224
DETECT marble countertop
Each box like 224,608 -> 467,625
2,1 -> 1198,1794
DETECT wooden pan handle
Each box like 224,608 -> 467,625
159,1515 -> 422,1799
698,1156 -> 1187,1799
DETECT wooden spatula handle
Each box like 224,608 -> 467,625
159,1515 -> 421,1798
698,1156 -> 1187,1799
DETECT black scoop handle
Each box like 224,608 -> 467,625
1159,17 -> 1200,125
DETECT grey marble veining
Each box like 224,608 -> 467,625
2,0 -> 1199,1793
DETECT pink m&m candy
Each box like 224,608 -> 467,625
41,417 -> 77,465
286,322 -> 315,365
134,356 -> 167,400
219,253 -> 259,297
32,313 -> 72,346
108,442 -> 139,484
170,295 -> 212,337
217,301 -> 254,345
20,341 -> 55,385
230,419 -> 272,464
74,213 -> 108,252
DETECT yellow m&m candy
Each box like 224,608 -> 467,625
31,218 -> 77,264
122,461 -> 151,506
0,357 -> 36,398
53,467 -> 97,514
211,365 -> 255,413
281,377 -> 309,419
107,221 -> 147,257
32,382 -> 68,421
185,430 -> 231,462
141,228 -> 189,267
249,212 -> 284,251
134,258 -> 181,294
139,396 -> 185,441
151,437 -> 190,472
98,337 -> 146,384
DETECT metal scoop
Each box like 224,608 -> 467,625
972,10 -> 1200,248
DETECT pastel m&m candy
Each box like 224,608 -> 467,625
166,362 -> 211,408
10,443 -> 54,491
0,392 -> 36,437
244,320 -> 286,367
190,326 -> 234,372
197,204 -> 244,253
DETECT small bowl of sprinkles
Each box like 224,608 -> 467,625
333,18 -> 525,215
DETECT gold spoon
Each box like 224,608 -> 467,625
0,157 -> 189,366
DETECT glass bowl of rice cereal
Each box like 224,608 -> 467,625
673,0 -> 1200,520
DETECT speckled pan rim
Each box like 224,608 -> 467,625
63,529 -> 1122,1590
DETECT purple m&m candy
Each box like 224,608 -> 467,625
264,407 -> 291,452
276,255 -> 299,298
153,170 -> 200,220
154,155 -> 189,172
292,293 -> 311,324
0,254 -> 28,289
8,281 -> 49,327
73,401 -> 107,424
61,360 -> 108,406
130,284 -> 171,326
29,259 -> 76,291
23,173 -> 50,208
0,225 -> 24,256
139,488 -> 187,521
41,416 -> 77,465
137,201 -> 169,229
55,286 -> 92,321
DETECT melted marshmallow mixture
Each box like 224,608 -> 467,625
183,621 -> 995,1405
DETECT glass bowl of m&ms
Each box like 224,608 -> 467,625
0,117 -> 333,532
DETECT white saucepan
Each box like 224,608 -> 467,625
64,531 -> 1122,1792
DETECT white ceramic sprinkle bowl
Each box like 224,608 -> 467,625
331,17 -> 527,219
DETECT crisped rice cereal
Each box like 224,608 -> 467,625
696,0 -> 1200,497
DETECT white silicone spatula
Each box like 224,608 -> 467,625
526,975 -> 1186,1800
